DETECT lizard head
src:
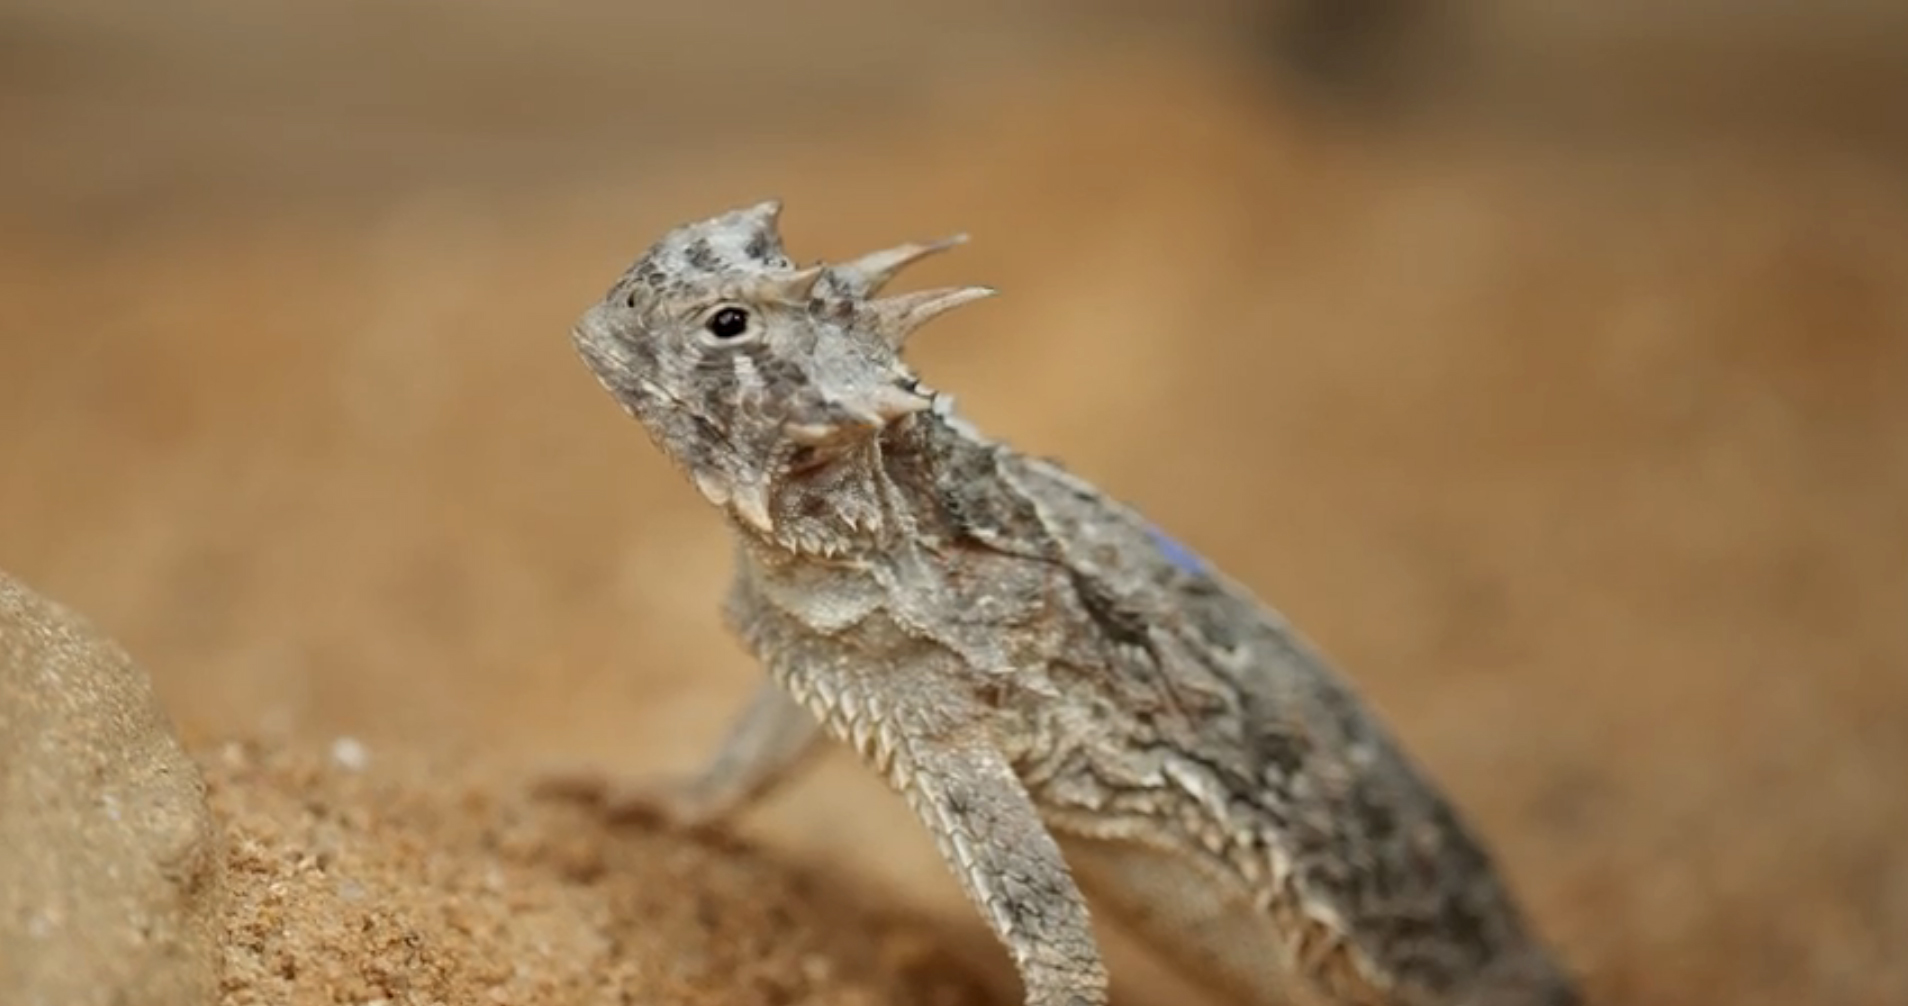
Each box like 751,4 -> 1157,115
572,199 -> 992,539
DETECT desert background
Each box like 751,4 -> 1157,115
3,1 -> 1906,1004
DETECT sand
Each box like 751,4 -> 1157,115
203,737 -> 996,1006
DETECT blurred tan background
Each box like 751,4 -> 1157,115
3,2 -> 1906,1004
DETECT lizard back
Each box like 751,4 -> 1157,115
881,411 -> 1577,1006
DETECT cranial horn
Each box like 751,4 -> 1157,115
753,264 -> 825,304
739,199 -> 783,229
864,286 -> 996,348
829,235 -> 968,298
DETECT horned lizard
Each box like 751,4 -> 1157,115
558,201 -> 1581,1006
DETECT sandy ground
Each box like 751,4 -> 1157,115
203,737 -> 999,1006
3,3 -> 1906,1004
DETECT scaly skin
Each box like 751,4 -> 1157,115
559,201 -> 1580,1006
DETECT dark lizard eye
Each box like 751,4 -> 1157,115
705,307 -> 751,340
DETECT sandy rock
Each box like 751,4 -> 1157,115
0,571 -> 222,1006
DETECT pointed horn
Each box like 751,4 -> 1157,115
691,470 -> 731,509
753,264 -> 825,304
862,383 -> 932,423
784,421 -> 841,446
694,468 -> 774,534
864,286 -> 996,348
728,481 -> 775,535
740,199 -> 783,228
784,382 -> 928,445
830,235 -> 968,297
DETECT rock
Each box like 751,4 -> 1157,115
0,571 -> 222,1006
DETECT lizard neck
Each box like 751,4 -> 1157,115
736,437 -> 915,565
735,409 -> 978,567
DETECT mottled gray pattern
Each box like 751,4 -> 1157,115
564,201 -> 1580,1006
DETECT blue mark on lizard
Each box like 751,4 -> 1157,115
1145,524 -> 1207,576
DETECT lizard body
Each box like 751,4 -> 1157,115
562,201 -> 1580,1006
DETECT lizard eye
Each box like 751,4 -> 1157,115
704,306 -> 753,341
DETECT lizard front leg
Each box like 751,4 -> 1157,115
897,730 -> 1112,1006
542,679 -> 824,827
